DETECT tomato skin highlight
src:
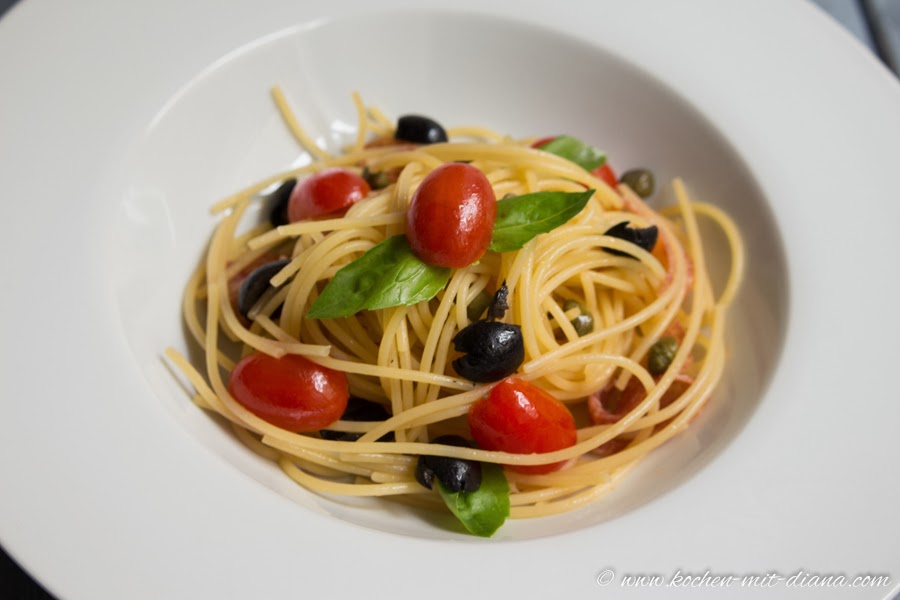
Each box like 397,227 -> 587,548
468,377 -> 577,474
228,352 -> 349,432
406,163 -> 497,268
288,168 -> 370,222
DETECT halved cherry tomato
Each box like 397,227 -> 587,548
587,373 -> 693,426
287,168 -> 370,222
406,162 -> 496,268
468,377 -> 577,474
228,352 -> 349,432
592,162 -> 618,189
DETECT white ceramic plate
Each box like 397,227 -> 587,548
2,1 -> 899,598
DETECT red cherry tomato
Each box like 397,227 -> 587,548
468,377 -> 577,474
530,136 -> 557,148
592,162 -> 617,189
532,135 -> 617,189
406,163 -> 497,268
288,168 -> 370,222
228,352 -> 349,432
588,373 -> 693,426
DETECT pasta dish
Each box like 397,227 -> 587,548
165,88 -> 744,536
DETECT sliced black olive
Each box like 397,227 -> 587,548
415,435 -> 481,493
342,397 -> 391,421
237,258 -> 291,318
319,397 -> 394,442
602,221 -> 658,258
647,336 -> 678,375
452,321 -> 524,382
485,281 -> 510,321
563,299 -> 594,336
395,115 -> 448,145
619,168 -> 655,198
266,179 -> 297,227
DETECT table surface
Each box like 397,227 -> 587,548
0,0 -> 898,599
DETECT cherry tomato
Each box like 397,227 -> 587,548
228,352 -> 349,432
468,377 -> 577,474
287,168 -> 370,222
406,163 -> 497,268
587,373 -> 693,426
530,136 -> 557,148
592,162 -> 617,189
532,135 -> 618,189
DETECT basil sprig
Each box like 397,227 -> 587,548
437,462 -> 510,537
489,189 -> 593,253
306,235 -> 450,319
537,135 -> 606,172
306,190 -> 592,319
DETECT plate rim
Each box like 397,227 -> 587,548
2,1 -> 900,598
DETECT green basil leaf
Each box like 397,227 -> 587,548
437,462 -> 510,537
489,189 -> 593,253
537,135 -> 606,172
307,235 -> 450,319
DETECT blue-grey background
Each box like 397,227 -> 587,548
0,0 -> 898,598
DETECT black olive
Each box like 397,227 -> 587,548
237,258 -> 291,318
563,299 -> 594,336
602,221 -> 659,258
319,397 -> 394,442
453,282 -> 523,382
415,435 -> 481,493
395,115 -> 448,145
485,281 -> 510,321
619,168 -> 656,198
266,179 -> 297,227
452,321 -> 524,383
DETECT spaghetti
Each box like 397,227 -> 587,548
166,87 -> 744,534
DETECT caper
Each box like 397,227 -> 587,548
237,258 -> 291,318
362,166 -> 392,190
415,435 -> 481,493
619,168 -> 655,198
602,221 -> 659,258
319,397 -> 394,442
395,114 -> 448,145
562,299 -> 594,336
647,336 -> 678,375
266,179 -> 297,227
466,289 -> 492,322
